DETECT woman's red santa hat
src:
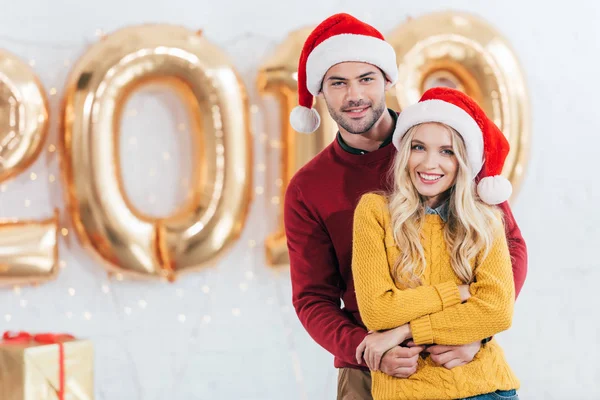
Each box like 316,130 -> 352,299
290,13 -> 398,133
393,87 -> 512,205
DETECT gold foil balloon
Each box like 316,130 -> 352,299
0,213 -> 59,287
61,25 -> 252,281
0,49 -> 49,182
388,11 -> 531,199
0,49 -> 58,287
257,27 -> 338,266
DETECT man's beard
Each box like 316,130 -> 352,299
327,98 -> 387,134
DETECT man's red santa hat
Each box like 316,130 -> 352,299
290,13 -> 398,133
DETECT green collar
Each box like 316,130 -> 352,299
336,109 -> 397,155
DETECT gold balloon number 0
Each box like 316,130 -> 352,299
0,49 -> 59,286
61,25 -> 252,282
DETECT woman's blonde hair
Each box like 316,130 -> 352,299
386,122 -> 502,288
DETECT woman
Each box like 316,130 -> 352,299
352,88 -> 520,399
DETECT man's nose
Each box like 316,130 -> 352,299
345,82 -> 364,102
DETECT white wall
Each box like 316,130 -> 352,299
0,1 -> 598,399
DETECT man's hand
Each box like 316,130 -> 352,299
425,341 -> 481,369
355,325 -> 411,371
379,345 -> 424,378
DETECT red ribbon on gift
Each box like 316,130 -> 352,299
2,331 -> 75,400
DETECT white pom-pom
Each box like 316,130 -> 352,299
290,106 -> 320,134
477,176 -> 512,205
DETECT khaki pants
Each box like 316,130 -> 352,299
337,368 -> 372,400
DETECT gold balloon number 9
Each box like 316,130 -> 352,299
61,25 -> 252,281
0,49 -> 59,287
389,11 -> 530,198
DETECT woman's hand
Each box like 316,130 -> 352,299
356,325 -> 411,371
458,285 -> 471,302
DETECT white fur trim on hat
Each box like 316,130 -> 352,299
305,34 -> 398,96
393,99 -> 484,179
290,105 -> 321,134
477,175 -> 512,205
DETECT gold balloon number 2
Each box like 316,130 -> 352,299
0,11 -> 531,283
0,49 -> 59,286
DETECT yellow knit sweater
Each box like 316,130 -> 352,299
352,193 -> 519,400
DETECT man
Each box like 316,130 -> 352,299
284,13 -> 527,399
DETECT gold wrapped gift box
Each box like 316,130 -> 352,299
0,332 -> 94,400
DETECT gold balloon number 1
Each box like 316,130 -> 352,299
0,49 -> 59,286
257,27 -> 339,266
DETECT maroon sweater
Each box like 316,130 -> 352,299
284,136 -> 528,370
